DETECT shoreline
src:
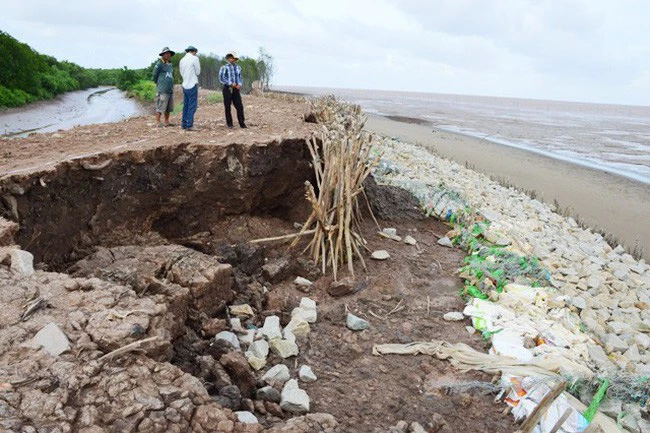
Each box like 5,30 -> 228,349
382,114 -> 650,186
365,113 -> 650,261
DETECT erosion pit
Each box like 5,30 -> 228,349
2,138 -> 313,268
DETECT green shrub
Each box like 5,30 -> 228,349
0,85 -> 30,107
206,93 -> 223,104
127,80 -> 156,102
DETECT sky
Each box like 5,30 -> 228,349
1,0 -> 649,106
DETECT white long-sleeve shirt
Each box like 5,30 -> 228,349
179,53 -> 201,89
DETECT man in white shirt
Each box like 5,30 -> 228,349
179,45 -> 201,131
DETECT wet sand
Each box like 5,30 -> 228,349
366,114 -> 650,261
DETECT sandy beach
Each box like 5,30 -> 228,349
366,114 -> 650,261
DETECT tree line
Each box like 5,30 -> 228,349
0,30 -> 274,109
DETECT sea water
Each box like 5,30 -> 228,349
279,86 -> 650,185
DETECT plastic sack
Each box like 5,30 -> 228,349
503,375 -> 589,433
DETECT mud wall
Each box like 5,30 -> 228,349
0,139 -> 314,265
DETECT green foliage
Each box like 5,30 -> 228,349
116,67 -> 143,91
127,80 -> 156,102
0,85 -> 31,107
256,47 -> 275,90
168,49 -> 272,94
0,31 -> 139,108
0,30 -> 274,108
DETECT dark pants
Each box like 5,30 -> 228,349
182,84 -> 198,129
222,86 -> 245,127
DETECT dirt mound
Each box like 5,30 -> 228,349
364,176 -> 424,221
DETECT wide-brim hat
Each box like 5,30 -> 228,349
226,50 -> 239,60
159,46 -> 175,56
185,45 -> 198,53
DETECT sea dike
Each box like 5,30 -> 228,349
372,135 -> 650,431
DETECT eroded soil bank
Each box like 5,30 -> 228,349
0,95 -> 514,432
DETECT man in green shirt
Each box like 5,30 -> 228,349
153,47 -> 175,127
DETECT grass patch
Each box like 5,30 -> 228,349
172,103 -> 183,115
207,93 -> 223,104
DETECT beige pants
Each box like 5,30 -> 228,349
155,92 -> 174,113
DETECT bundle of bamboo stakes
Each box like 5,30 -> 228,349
290,97 -> 381,280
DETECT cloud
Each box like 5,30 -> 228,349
0,0 -> 648,104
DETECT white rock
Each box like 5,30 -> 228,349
608,321 -> 633,335
235,411 -> 258,424
294,277 -> 313,287
245,355 -> 266,371
634,332 -> 650,350
586,275 -> 602,289
570,297 -> 587,310
284,317 -> 310,337
262,364 -> 291,384
238,329 -> 255,347
261,316 -> 282,340
10,250 -> 34,276
280,379 -> 310,414
299,297 -> 317,311
466,326 -> 476,335
410,422 -> 427,433
230,318 -> 244,333
291,307 -> 317,323
215,331 -> 241,350
437,237 -> 453,248
403,235 -> 417,245
371,250 -> 390,260
587,345 -> 616,371
346,313 -> 369,331
443,311 -> 464,321
30,322 -> 70,356
284,330 -> 296,343
269,338 -> 299,358
229,304 -> 255,318
624,344 -> 642,362
604,333 -> 628,353
249,340 -> 269,359
298,365 -> 317,382
382,228 -> 398,237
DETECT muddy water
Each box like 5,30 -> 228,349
0,86 -> 147,138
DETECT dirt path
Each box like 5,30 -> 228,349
0,90 -> 315,177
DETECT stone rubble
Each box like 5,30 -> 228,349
215,330 -> 242,351
346,313 -> 369,331
280,379 -> 310,414
371,250 -> 391,260
9,249 -> 34,276
229,303 -> 255,318
28,322 -> 70,356
380,227 -> 402,242
298,365 -> 317,383
269,338 -> 299,359
235,410 -> 259,424
437,237 -> 454,248
262,364 -> 291,384
403,235 -> 417,246
260,315 -> 283,340
294,276 -> 313,287
442,312 -> 464,322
